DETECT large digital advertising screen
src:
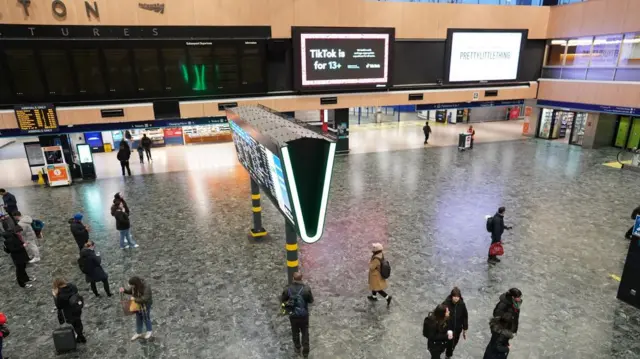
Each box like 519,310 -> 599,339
446,30 -> 527,83
292,27 -> 394,91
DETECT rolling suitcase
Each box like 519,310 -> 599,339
53,311 -> 76,354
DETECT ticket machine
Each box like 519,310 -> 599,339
42,145 -> 72,187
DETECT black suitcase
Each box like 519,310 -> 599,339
53,326 -> 76,354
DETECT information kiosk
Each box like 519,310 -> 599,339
42,145 -> 72,187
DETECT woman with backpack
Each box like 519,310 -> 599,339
53,278 -> 86,343
367,243 -> 392,306
120,276 -> 153,340
423,304 -> 453,358
483,312 -> 515,359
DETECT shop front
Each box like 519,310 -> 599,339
537,108 -> 587,145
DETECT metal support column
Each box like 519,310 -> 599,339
248,178 -> 268,240
285,220 -> 299,284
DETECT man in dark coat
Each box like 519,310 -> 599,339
281,272 -> 314,358
2,222 -> 33,288
79,241 -> 112,297
488,207 -> 512,263
423,122 -> 432,145
0,189 -> 18,215
141,134 -> 153,162
625,205 -> 640,239
493,288 -> 522,334
54,280 -> 86,343
69,213 -> 90,250
443,287 -> 469,358
117,142 -> 132,176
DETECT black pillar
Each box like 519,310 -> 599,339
285,220 -> 299,284
248,178 -> 268,240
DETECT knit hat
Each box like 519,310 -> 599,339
372,243 -> 383,252
73,213 -> 83,221
0,313 -> 6,325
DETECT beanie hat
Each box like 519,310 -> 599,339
0,313 -> 6,325
114,192 -> 122,200
372,243 -> 383,252
73,213 -> 83,221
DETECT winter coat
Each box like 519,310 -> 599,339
368,251 -> 387,291
141,136 -> 152,149
281,281 -> 314,317
17,216 -> 39,259
493,293 -> 520,334
117,147 -> 131,162
114,210 -> 130,230
123,280 -> 153,307
490,213 -> 505,243
443,295 -> 469,332
482,319 -> 514,359
2,192 -> 18,214
79,248 -> 108,282
423,315 -> 450,351
2,231 -> 29,264
55,283 -> 82,323
68,219 -> 89,250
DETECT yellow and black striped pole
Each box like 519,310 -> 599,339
285,221 -> 299,284
249,178 -> 268,240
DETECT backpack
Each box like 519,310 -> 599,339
423,313 -> 434,338
284,287 -> 308,317
68,293 -> 84,312
77,256 -> 88,274
378,256 -> 391,279
486,216 -> 494,233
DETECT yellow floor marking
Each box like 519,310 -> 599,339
610,274 -> 621,282
602,160 -> 630,169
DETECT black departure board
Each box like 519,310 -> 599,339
14,104 -> 59,134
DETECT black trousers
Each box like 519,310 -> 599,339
144,148 -> 152,161
71,318 -> 84,338
372,290 -> 388,298
90,279 -> 111,296
120,161 -> 131,176
445,329 -> 463,357
424,135 -> 430,144
289,316 -> 309,355
138,153 -> 144,163
15,262 -> 30,287
429,347 -> 445,358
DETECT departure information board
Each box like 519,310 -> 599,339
14,104 -> 59,134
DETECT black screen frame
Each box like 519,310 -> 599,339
444,28 -> 528,85
292,26 -> 395,93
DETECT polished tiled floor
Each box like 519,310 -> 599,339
0,137 -> 638,359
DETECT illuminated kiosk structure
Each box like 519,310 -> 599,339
226,105 -> 336,283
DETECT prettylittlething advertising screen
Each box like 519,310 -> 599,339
448,32 -> 523,82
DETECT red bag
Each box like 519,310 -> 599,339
489,242 -> 504,256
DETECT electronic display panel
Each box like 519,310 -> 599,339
14,104 -> 59,134
133,48 -> 163,93
71,48 -> 106,95
104,48 -> 135,93
40,49 -> 76,96
4,49 -> 44,97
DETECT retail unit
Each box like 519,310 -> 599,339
537,108 -> 587,145
614,117 -> 640,150
183,123 -> 232,144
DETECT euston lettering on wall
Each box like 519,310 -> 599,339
17,0 -> 100,20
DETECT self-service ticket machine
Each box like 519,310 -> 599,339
76,144 -> 96,180
42,145 -> 72,187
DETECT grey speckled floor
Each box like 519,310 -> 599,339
1,139 -> 639,359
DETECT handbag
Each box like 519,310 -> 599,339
120,293 -> 139,315
489,242 -> 504,256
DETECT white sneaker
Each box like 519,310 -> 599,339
29,277 -> 36,282
133,244 -> 139,248
131,334 -> 142,341
25,284 -> 33,288
29,257 -> 41,263
144,331 -> 152,339
122,245 -> 130,249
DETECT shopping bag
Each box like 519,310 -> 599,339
120,293 -> 138,315
489,242 -> 504,257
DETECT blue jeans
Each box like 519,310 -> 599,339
135,305 -> 152,334
119,229 -> 136,248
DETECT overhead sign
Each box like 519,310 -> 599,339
416,99 -> 524,111
446,30 -> 526,83
293,27 -> 394,91
14,104 -> 59,134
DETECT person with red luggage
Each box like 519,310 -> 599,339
487,207 -> 512,264
0,312 -> 9,359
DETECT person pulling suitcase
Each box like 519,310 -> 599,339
53,278 -> 85,353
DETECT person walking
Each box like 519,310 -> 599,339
79,241 -> 112,297
136,144 -> 145,164
0,312 -> 9,359
423,121 -> 432,145
442,287 -> 469,359
2,222 -> 33,288
467,125 -> 475,149
625,204 -> 640,239
120,276 -> 153,340
117,141 -> 132,177
69,213 -> 90,250
482,312 -> 515,359
0,189 -> 18,216
53,278 -> 86,343
113,199 -> 138,249
13,211 -> 40,263
141,134 -> 153,162
423,304 -> 453,359
493,288 -> 522,335
281,272 -> 314,358
367,243 -> 392,306
487,207 -> 512,263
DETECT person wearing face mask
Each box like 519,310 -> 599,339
423,304 -> 452,358
442,287 -> 469,359
488,207 -> 512,264
483,312 -> 515,359
492,288 -> 522,335
79,241 -> 112,297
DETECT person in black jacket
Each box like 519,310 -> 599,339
483,312 -> 515,359
423,304 -> 452,358
141,134 -> 153,162
423,122 -> 432,145
625,205 -> 640,239
0,189 -> 18,216
113,199 -> 138,249
281,272 -> 314,358
53,278 -> 86,343
117,141 -> 132,176
493,288 -> 522,334
79,241 -> 112,297
68,213 -> 90,250
113,192 -> 130,216
2,222 -> 33,288
443,287 -> 469,358
488,207 -> 512,263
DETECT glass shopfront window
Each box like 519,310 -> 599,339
564,37 -> 593,67
620,33 -> 640,67
546,40 -> 567,66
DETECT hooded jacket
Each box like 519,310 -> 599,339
16,215 -> 36,244
79,248 -> 108,282
493,293 -> 520,333
68,218 -> 89,249
55,283 -> 82,322
117,146 -> 131,162
483,318 -> 514,359
443,295 -> 469,332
